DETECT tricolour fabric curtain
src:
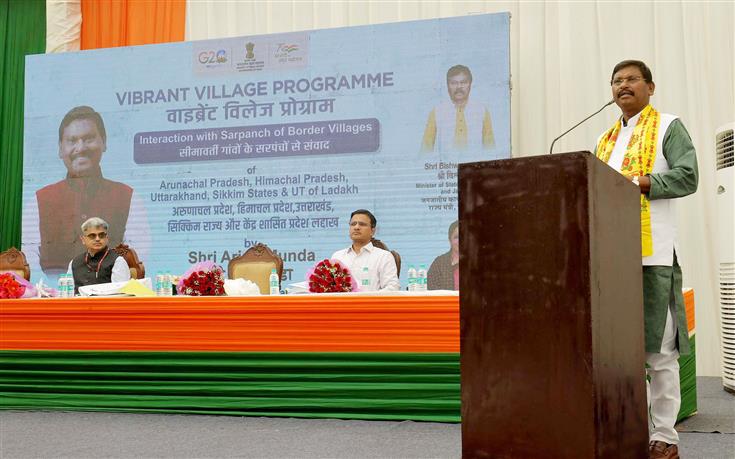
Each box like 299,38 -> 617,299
0,295 -> 460,352
679,289 -> 697,421
1,295 -> 460,422
46,0 -> 80,52
0,0 -> 46,253
0,291 -> 696,423
0,350 -> 461,422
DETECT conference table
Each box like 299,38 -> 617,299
0,292 -> 461,422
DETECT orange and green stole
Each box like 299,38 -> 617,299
596,104 -> 660,257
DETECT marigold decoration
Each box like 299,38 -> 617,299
0,272 -> 27,299
176,261 -> 226,296
307,259 -> 358,293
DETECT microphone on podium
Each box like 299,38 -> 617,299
548,100 -> 615,154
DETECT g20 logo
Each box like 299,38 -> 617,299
198,49 -> 228,64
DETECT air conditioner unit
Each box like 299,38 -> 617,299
716,122 -> 735,393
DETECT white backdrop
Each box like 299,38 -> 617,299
186,1 -> 734,377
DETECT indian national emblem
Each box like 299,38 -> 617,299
245,42 -> 255,59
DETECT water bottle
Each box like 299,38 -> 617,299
269,268 -> 280,295
417,264 -> 428,291
57,274 -> 68,298
407,265 -> 418,292
160,272 -> 169,297
67,274 -> 75,297
361,266 -> 370,290
155,271 -> 164,297
164,271 -> 173,296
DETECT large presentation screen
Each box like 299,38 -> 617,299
22,13 -> 511,288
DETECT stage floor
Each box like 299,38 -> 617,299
1,377 -> 732,459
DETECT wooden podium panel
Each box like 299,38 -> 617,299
458,152 -> 647,458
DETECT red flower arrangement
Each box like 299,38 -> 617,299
0,272 -> 27,299
307,259 -> 358,293
176,261 -> 226,296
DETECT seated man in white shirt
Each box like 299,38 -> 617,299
67,217 -> 131,294
331,209 -> 400,292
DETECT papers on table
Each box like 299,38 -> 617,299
285,281 -> 310,294
78,278 -> 154,297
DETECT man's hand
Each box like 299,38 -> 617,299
624,174 -> 651,194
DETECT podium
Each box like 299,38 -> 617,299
458,152 -> 648,458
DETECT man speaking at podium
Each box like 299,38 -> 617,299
594,60 -> 698,459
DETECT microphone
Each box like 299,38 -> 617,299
549,100 -> 615,154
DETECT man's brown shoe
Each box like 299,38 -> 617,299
649,440 -> 679,459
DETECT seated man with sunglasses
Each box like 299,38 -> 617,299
67,217 -> 130,293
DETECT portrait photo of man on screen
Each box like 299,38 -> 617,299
421,64 -> 495,153
24,106 -> 149,274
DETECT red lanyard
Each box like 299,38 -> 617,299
85,248 -> 110,279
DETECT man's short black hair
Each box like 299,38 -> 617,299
448,220 -> 459,239
58,106 -> 107,143
350,209 -> 376,228
611,60 -> 654,85
447,64 -> 472,83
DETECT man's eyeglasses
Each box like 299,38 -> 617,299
611,76 -> 644,87
84,232 -> 107,240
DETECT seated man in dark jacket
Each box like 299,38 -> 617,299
67,217 -> 130,293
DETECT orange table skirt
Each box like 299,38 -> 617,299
0,295 -> 459,353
